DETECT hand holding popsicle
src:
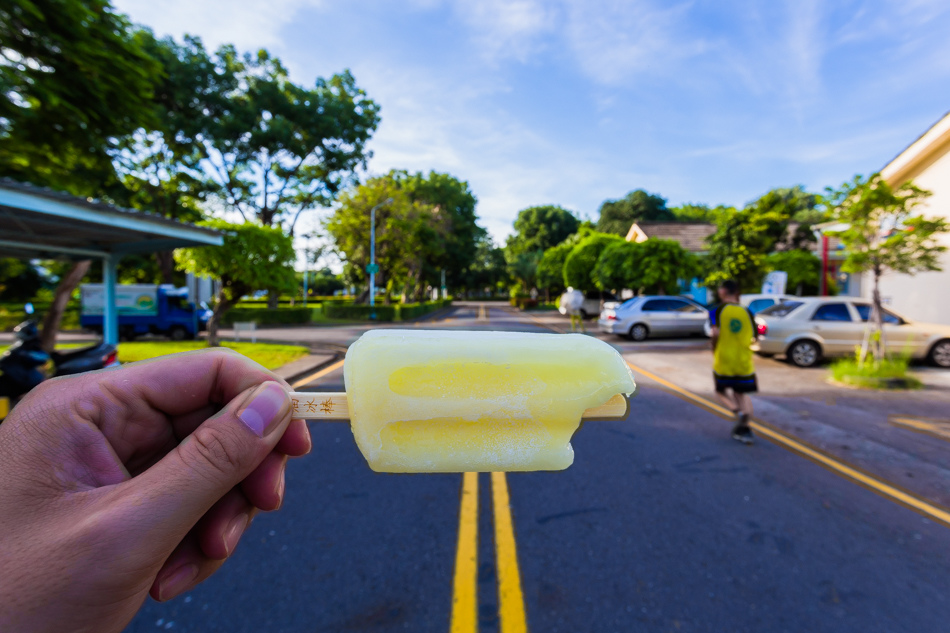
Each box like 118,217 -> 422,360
297,330 -> 636,473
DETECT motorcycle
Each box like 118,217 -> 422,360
0,304 -> 119,421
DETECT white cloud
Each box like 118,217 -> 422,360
112,0 -> 324,51
561,0 -> 701,85
454,0 -> 557,62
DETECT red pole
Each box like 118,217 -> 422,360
820,235 -> 829,296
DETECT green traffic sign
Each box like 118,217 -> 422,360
365,263 -> 379,274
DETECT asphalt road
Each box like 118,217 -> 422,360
126,305 -> 950,633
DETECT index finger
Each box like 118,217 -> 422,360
77,347 -> 291,418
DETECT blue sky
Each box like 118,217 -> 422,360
114,0 -> 950,244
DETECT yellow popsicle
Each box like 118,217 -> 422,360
343,329 -> 636,473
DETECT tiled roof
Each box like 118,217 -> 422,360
630,222 -> 717,252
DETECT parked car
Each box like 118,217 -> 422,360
703,293 -> 799,337
598,295 -> 709,341
753,297 -> 950,368
559,290 -> 618,319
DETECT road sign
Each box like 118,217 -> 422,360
366,263 -> 379,274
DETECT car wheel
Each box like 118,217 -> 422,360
169,326 -> 188,341
787,340 -> 821,367
629,323 -> 649,341
929,339 -> 950,368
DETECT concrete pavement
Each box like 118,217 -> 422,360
125,303 -> 950,633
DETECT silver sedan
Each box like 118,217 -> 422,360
753,297 -> 950,367
598,296 -> 709,341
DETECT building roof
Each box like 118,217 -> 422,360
0,178 -> 222,260
625,221 -> 717,252
881,110 -> 950,186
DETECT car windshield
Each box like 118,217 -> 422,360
758,300 -> 803,317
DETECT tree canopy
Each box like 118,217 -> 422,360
563,233 -> 624,290
594,239 -> 696,295
326,171 -> 480,302
825,173 -> 947,360
175,219 -> 296,345
505,205 -> 580,258
764,250 -> 821,295
704,185 -> 823,292
596,190 -> 673,235
0,0 -> 161,195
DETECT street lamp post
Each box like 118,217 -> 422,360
368,198 -> 393,311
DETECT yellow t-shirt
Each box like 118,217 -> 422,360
711,303 -> 755,376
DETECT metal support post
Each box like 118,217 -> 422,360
103,254 -> 119,345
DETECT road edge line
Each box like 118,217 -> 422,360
290,358 -> 346,389
626,360 -> 950,528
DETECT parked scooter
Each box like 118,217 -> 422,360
0,304 -> 119,421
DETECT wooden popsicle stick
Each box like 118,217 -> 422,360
288,392 -> 630,422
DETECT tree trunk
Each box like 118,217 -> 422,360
207,295 -> 235,347
267,288 -> 279,309
40,260 -> 91,352
871,268 -> 885,364
156,251 -> 175,285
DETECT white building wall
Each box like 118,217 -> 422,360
872,146 -> 950,325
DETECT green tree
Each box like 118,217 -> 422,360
175,220 -> 296,346
326,174 -> 448,303
826,173 -> 948,361
460,235 -> 508,297
637,239 -> 698,294
594,239 -> 696,294
0,0 -> 160,195
704,186 -> 823,291
563,233 -> 624,290
0,259 -> 45,301
398,170 -> 482,292
670,203 -> 733,223
764,250 -> 821,295
505,205 -> 580,258
199,56 -> 380,231
536,242 -> 575,295
596,190 -> 673,235
508,250 -> 542,293
113,34 -> 239,282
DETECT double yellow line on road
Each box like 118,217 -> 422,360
450,472 -> 528,633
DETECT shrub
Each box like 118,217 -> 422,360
829,354 -> 921,390
221,307 -> 314,326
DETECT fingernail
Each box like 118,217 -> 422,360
224,513 -> 249,556
238,382 -> 289,437
157,563 -> 199,602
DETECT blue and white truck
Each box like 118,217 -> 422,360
80,284 -> 212,340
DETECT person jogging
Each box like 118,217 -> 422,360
709,279 -> 759,444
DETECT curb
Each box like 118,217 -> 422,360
276,353 -> 343,384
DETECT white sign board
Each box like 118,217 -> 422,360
761,271 -> 788,295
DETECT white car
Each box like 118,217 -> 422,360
599,295 -> 709,340
753,297 -> 950,368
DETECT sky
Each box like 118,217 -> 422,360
113,0 -> 950,246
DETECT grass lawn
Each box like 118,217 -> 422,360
829,356 -> 922,390
57,341 -> 309,371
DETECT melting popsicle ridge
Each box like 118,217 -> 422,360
343,329 -> 636,473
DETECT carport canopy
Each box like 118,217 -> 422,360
0,179 -> 223,344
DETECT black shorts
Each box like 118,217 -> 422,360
714,373 -> 758,394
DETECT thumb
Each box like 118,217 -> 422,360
125,381 -> 293,544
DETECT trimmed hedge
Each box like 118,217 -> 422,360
221,307 -> 315,326
323,299 -> 452,322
